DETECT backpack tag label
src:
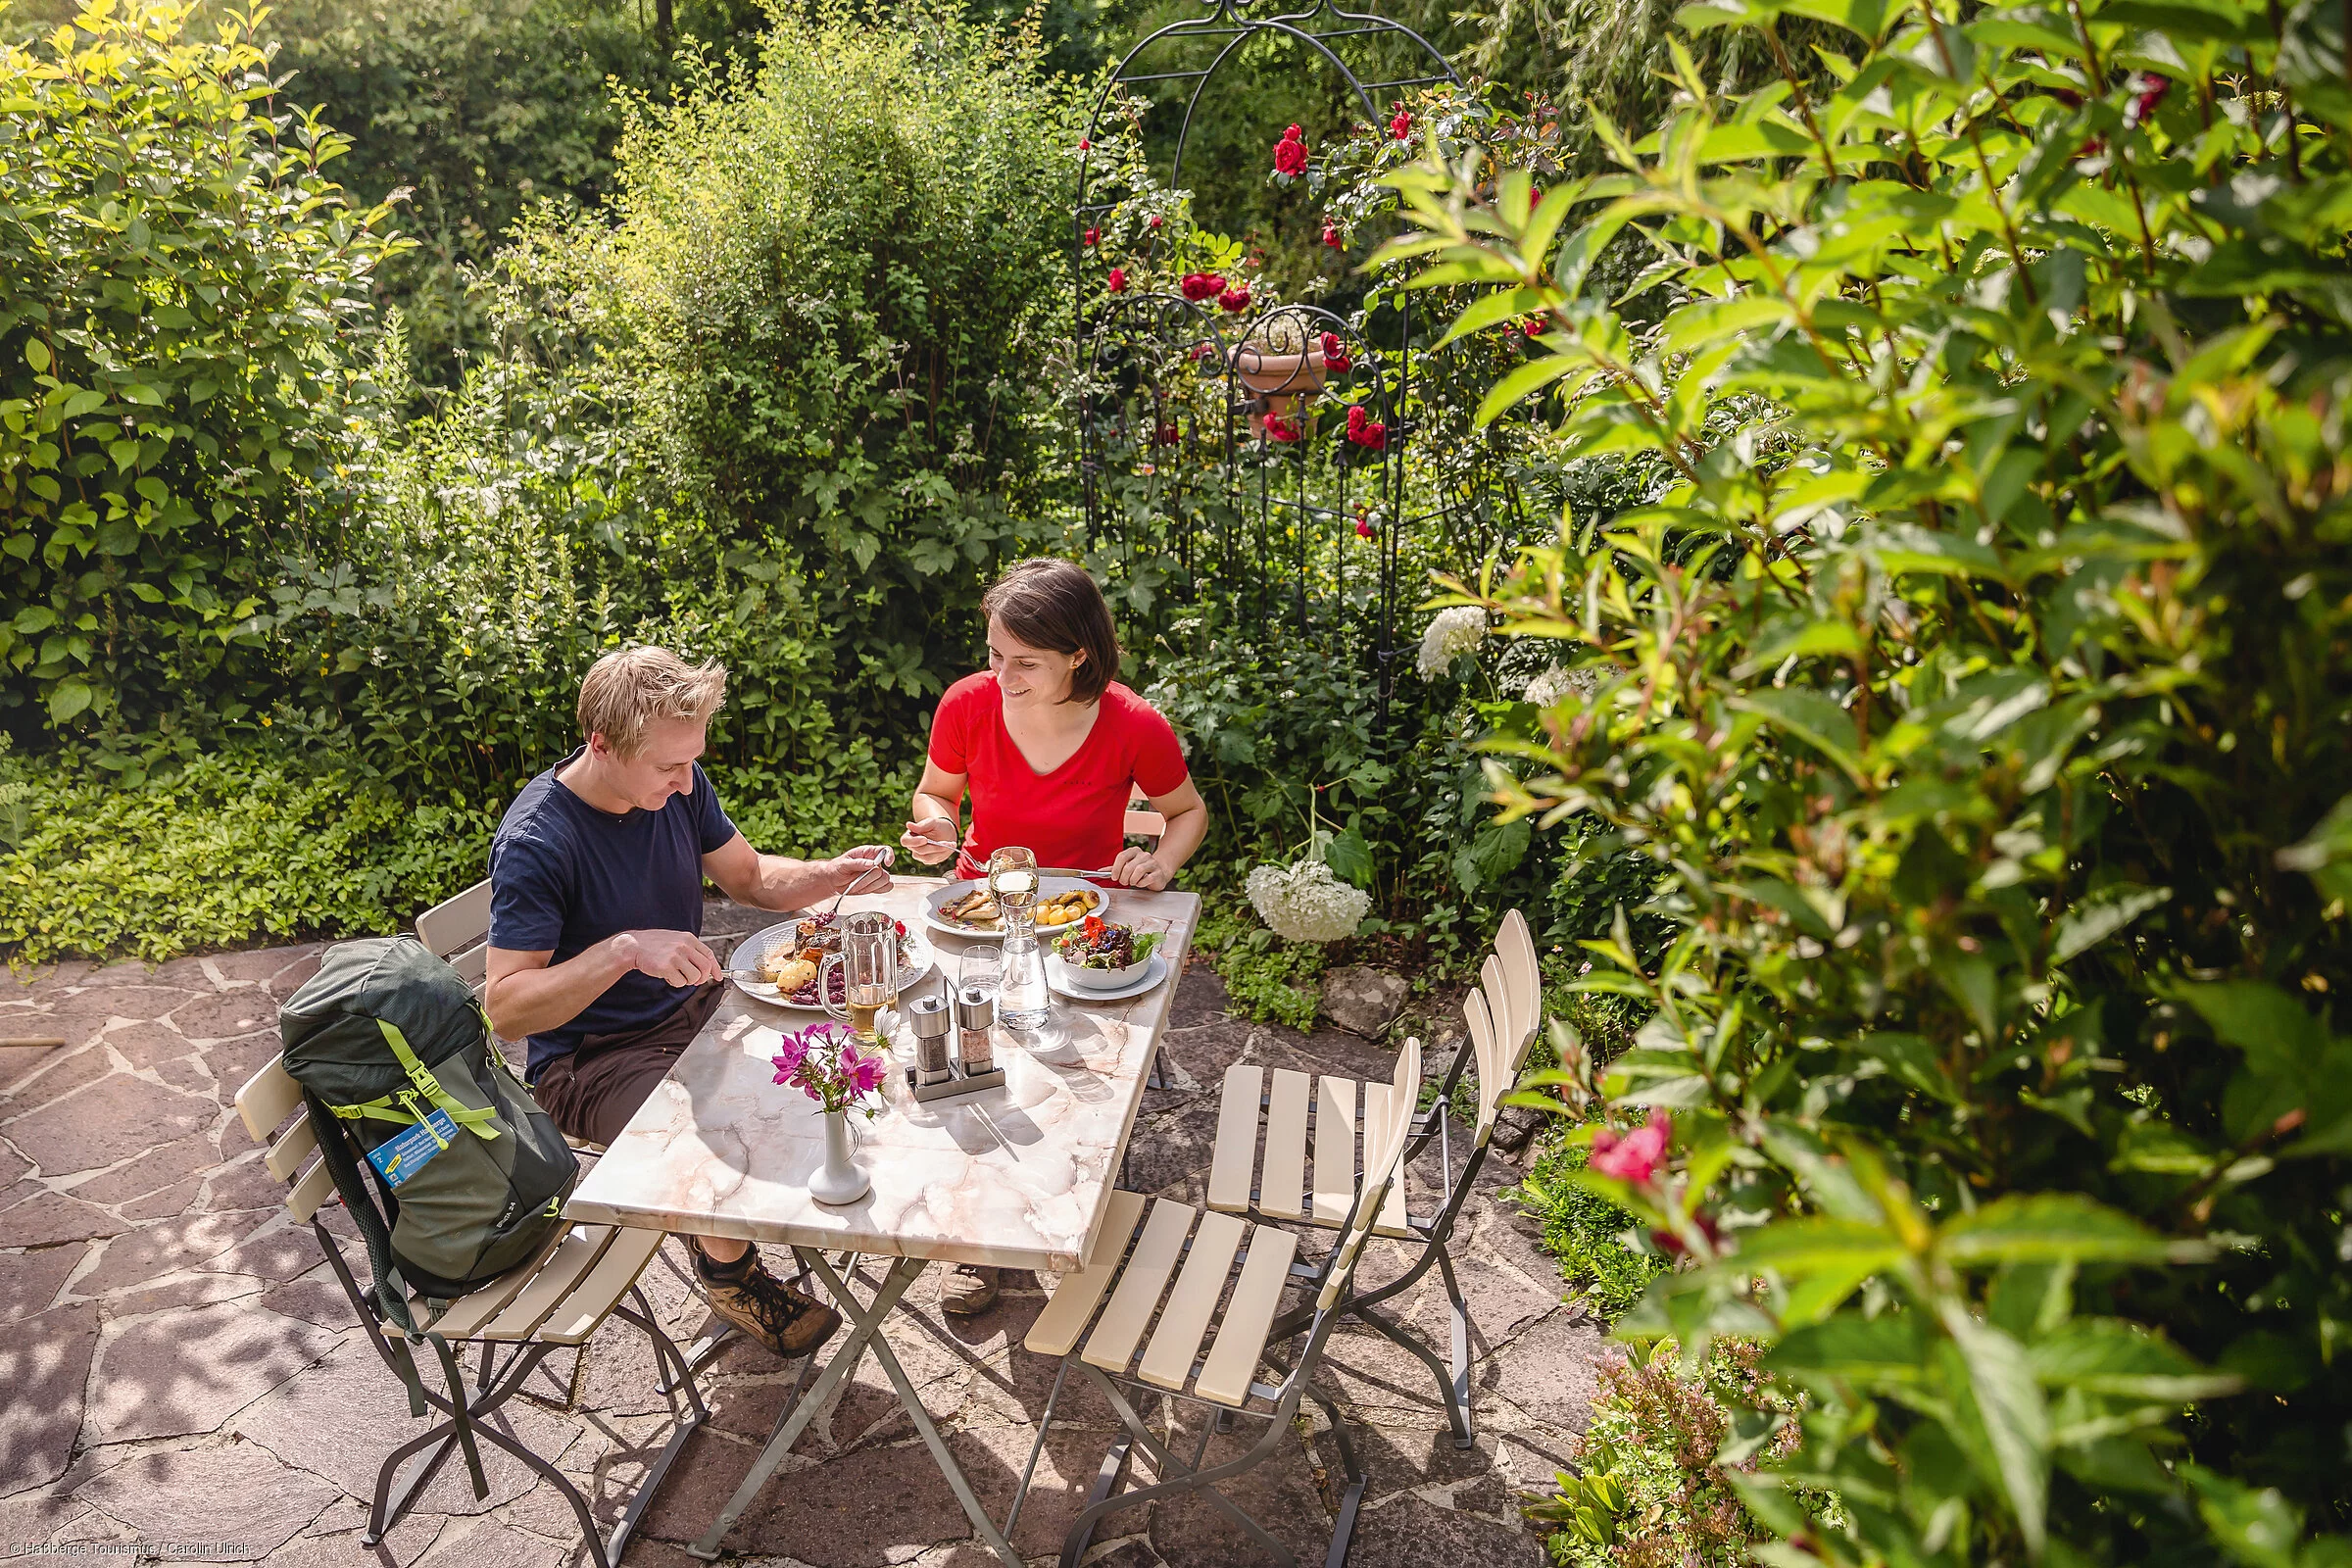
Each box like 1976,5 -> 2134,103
368,1107 -> 463,1189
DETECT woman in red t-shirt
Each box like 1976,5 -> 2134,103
901,558 -> 1206,889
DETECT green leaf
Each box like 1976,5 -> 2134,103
2182,1465 -> 2304,1568
1939,1308 -> 2051,1553
1473,352 -> 1593,426
2050,883 -> 2170,965
1935,1195 -> 2204,1267
2027,1318 -> 2240,1401
24,337 -> 50,374
1769,1312 -> 1932,1390
1323,825 -> 1375,888
47,676 -> 93,722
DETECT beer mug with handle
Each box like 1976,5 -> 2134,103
819,911 -> 899,1047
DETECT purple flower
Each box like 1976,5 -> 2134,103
770,1022 -> 840,1090
843,1044 -> 888,1097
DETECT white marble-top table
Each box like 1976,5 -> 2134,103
567,877 -> 1199,1273
564,875 -> 1200,1566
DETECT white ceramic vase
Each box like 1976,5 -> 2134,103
808,1106 -> 869,1205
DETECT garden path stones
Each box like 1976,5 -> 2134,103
1320,963 -> 1410,1037
0,913 -> 1606,1566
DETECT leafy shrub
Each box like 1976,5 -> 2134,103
1381,0 -> 2352,1560
1526,1339 -> 1809,1568
0,0 -> 405,736
1508,1126 -> 1671,1315
0,738 -> 915,964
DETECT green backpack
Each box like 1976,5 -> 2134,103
278,935 -> 577,1321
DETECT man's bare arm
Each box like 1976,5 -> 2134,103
484,931 -> 720,1043
701,834 -> 893,911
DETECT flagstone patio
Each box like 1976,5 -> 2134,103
0,909 -> 1604,1568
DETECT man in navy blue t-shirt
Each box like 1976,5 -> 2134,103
486,646 -> 891,1362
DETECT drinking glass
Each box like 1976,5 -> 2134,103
820,910 -> 900,1046
958,945 -> 1003,1000
987,847 -> 1051,1031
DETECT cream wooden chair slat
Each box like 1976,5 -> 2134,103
1204,1066 -> 1262,1212
266,1115 -> 318,1182
1027,1189 -> 1150,1357
1004,1042 -> 1424,1568
1358,1082 -> 1409,1236
479,1225 -> 617,1341
540,1225 -> 667,1345
1080,1199 -> 1194,1373
1255,1069 -> 1311,1220
421,1224 -> 573,1340
1188,910 -> 1547,1451
230,1053 -> 707,1568
1309,1075 -> 1357,1225
1135,1209 -> 1248,1393
416,879 -> 493,961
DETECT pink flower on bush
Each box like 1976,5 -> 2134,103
1106,267 -> 1127,293
1218,283 -> 1251,313
1262,412 -> 1302,443
1591,1110 -> 1672,1186
1322,222 -> 1343,249
1389,108 -> 1412,140
1319,332 -> 1350,373
1272,123 -> 1308,177
1149,214 -> 1164,229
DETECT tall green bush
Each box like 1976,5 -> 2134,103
1383,0 -> 2352,1560
0,0 -> 404,740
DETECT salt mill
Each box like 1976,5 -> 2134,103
955,985 -> 998,1076
907,994 -> 954,1086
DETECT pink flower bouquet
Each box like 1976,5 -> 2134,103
771,1021 -> 888,1118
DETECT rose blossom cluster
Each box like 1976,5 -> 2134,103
1245,858 -> 1371,944
1180,271 -> 1225,302
1272,123 -> 1308,177
1345,403 -> 1387,451
1590,1109 -> 1672,1184
1319,331 -> 1350,374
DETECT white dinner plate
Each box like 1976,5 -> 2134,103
923,878 -> 1110,942
725,917 -> 935,1011
1045,952 -> 1169,1004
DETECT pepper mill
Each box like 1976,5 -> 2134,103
906,994 -> 954,1086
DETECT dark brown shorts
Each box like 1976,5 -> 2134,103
530,982 -> 727,1148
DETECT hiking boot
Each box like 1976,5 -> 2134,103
942,1262 -> 1001,1316
696,1250 -> 841,1360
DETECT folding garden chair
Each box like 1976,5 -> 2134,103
235,1054 -> 709,1568
1007,1038 -> 1423,1568
413,877 -> 747,1370
1200,908 -> 1543,1446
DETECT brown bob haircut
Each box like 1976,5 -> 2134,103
981,558 -> 1121,705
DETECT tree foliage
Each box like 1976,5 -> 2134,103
1382,0 -> 2352,1556
0,0 -> 403,737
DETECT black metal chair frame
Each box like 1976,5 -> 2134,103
302,1167 -> 710,1568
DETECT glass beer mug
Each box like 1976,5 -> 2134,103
819,911 -> 899,1045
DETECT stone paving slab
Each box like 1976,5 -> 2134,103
2,911 -> 1600,1567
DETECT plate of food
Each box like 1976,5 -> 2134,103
925,878 -> 1108,940
1045,916 -> 1170,1003
725,910 -> 935,1010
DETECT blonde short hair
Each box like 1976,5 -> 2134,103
576,646 -> 727,758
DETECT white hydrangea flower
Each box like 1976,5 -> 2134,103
1416,606 -> 1486,679
1523,662 -> 1597,707
1245,859 -> 1371,944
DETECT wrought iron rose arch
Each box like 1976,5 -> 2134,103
1070,0 -> 1460,720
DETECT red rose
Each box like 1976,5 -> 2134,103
1523,318 -> 1543,337
1155,422 -> 1180,445
1180,271 -> 1224,303
1083,226 -> 1100,247
1148,214 -> 1164,229
1322,222 -> 1343,249
1106,267 -> 1127,293
1389,109 -> 1411,140
2127,74 -> 2170,128
1272,124 -> 1308,177
1346,404 -> 1387,451
1592,1110 -> 1672,1187
1262,412 -> 1301,443
1319,332 -> 1350,373
1078,138 -> 1092,152
1355,517 -> 1374,539
1218,283 -> 1251,313
1189,341 -> 1214,362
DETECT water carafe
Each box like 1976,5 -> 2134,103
988,846 -> 1051,1031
